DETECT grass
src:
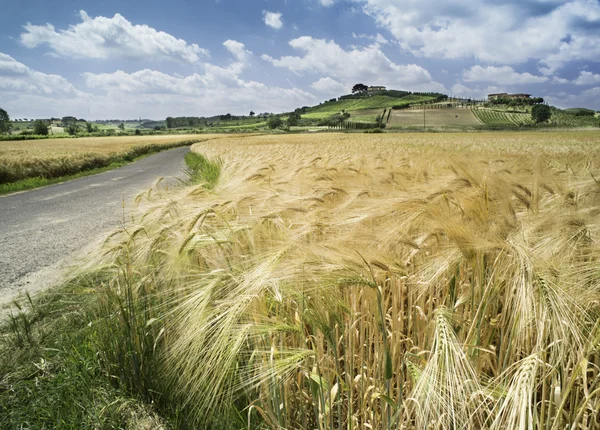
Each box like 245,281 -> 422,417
184,151 -> 222,188
0,134 -> 229,189
4,131 -> 600,428
0,277 -> 167,429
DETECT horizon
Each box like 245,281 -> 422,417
1,0 -> 600,120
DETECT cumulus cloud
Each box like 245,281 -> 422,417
0,52 -> 86,98
573,71 -> 600,85
544,87 -> 600,109
223,39 -> 252,64
20,10 -> 208,63
0,46 -> 318,119
319,0 -> 335,6
311,77 -> 346,94
80,40 -> 316,117
262,36 -> 445,92
263,11 -> 284,29
462,65 -> 549,85
357,0 -> 600,73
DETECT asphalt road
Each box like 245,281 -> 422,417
0,146 -> 190,306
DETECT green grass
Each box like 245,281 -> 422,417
0,277 -> 166,429
184,151 -> 222,188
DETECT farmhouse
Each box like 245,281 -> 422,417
368,86 -> 387,92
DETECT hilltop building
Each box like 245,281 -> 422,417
368,86 -> 387,92
488,93 -> 531,101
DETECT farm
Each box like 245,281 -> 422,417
73,131 -> 600,428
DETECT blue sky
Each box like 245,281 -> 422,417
1,0 -> 599,119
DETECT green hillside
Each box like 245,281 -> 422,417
304,94 -> 440,118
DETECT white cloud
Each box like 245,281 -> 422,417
262,36 -> 446,92
357,0 -> 600,72
0,47 -> 318,119
544,87 -> 600,109
573,71 -> 600,85
20,10 -> 208,63
352,32 -> 389,45
0,52 -> 86,98
223,39 -> 252,64
462,65 -> 548,85
311,77 -> 346,94
319,0 -> 335,6
451,83 -> 500,100
263,11 -> 284,29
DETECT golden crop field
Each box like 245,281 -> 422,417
97,131 -> 600,429
0,134 -> 225,184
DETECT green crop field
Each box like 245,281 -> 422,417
388,107 -> 481,127
471,108 -> 534,126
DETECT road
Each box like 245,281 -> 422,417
0,146 -> 190,307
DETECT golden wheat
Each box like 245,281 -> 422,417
95,131 -> 600,429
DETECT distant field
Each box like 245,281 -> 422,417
471,108 -> 534,126
0,134 -> 225,185
388,107 -> 481,127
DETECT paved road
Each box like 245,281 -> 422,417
0,146 -> 190,306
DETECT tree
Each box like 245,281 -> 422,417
33,120 -> 49,136
61,116 -> 77,126
86,122 -> 93,133
287,110 -> 301,127
249,111 -> 255,117
66,124 -> 80,135
0,108 -> 11,135
119,122 -> 125,131
532,104 -> 552,123
267,116 -> 283,129
166,117 -> 174,129
352,83 -> 368,94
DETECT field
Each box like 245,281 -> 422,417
388,107 -> 481,127
76,131 -> 600,429
472,107 -> 535,126
0,134 -> 223,185
472,107 -> 600,128
306,94 -> 436,116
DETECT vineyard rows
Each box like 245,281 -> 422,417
471,108 -> 534,126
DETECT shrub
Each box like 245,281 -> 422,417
267,116 -> 283,129
33,120 -> 49,136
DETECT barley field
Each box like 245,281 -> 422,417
96,131 -> 600,429
0,134 -> 224,184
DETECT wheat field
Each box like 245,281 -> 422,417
0,134 -> 226,184
96,131 -> 600,429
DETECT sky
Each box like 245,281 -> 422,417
1,0 -> 599,120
